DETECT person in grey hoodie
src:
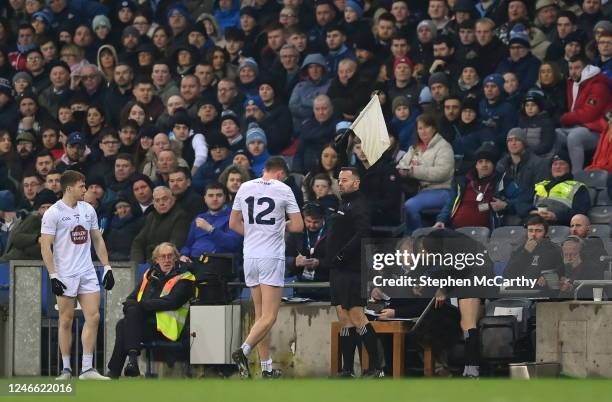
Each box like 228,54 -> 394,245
288,53 -> 331,129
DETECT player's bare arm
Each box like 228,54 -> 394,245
90,229 -> 110,266
286,212 -> 304,233
40,234 -> 57,275
229,209 -> 245,236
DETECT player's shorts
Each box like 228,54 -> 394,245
244,258 -> 285,288
330,270 -> 365,309
59,269 -> 100,297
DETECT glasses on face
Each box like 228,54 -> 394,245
157,253 -> 175,260
81,74 -> 97,80
27,56 -> 42,61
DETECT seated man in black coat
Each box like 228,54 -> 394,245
107,242 -> 195,378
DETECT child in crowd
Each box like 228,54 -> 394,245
310,173 -> 339,212
390,96 -> 419,151
518,89 -> 556,157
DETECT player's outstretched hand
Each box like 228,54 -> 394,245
103,266 -> 115,290
50,274 -> 67,296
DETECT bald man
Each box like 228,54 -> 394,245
569,214 -> 608,272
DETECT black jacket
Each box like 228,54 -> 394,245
325,190 -> 370,272
285,228 -> 330,282
125,263 -> 194,313
504,239 -> 564,283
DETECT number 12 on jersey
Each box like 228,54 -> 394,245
245,196 -> 276,225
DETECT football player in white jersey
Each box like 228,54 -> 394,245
229,157 -> 303,378
40,170 -> 115,381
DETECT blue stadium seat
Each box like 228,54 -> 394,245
0,263 -> 8,306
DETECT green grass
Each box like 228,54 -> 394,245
2,378 -> 612,402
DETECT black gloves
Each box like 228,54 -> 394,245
50,275 -> 67,296
102,266 -> 114,290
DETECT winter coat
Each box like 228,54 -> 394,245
560,65 -> 612,132
293,116 -> 338,174
496,150 -> 548,210
478,97 -> 518,149
289,78 -> 331,128
179,205 -> 242,258
397,133 -> 454,191
518,111 -> 556,156
130,205 -> 190,263
586,119 -> 612,172
496,53 -> 541,94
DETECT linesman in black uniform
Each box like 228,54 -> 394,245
326,167 -> 383,377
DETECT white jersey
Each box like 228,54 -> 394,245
232,178 -> 300,259
41,200 -> 99,278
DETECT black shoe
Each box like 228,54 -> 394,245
232,349 -> 251,379
123,361 -> 140,377
262,369 -> 283,379
106,370 -> 120,379
336,370 -> 355,378
361,369 -> 385,378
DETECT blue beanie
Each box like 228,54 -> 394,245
243,95 -> 265,111
345,0 -> 364,18
0,190 -> 15,212
483,73 -> 504,90
246,122 -> 267,146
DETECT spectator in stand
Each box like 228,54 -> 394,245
496,23 -> 542,94
14,131 -> 38,180
391,95 -> 419,152
130,174 -> 154,216
434,143 -> 528,231
151,61 -> 179,105
593,29 -> 612,79
192,134 -> 233,195
245,123 -> 270,177
244,92 -> 292,155
179,182 -> 242,262
130,186 -> 190,264
168,168 -> 203,221
545,10 -> 579,61
106,153 -> 135,196
478,73 -> 517,150
569,214 -> 608,271
289,53 -> 331,129
397,114 -> 454,234
302,143 -> 340,202
535,0 -> 560,41
327,58 -> 370,121
17,173 -> 43,213
0,78 -> 19,136
386,56 -> 423,112
586,112 -> 612,175
34,150 -> 54,179
9,24 -> 36,71
517,89 -> 556,157
218,164 -> 251,203
45,0 -> 108,32
169,108 -> 208,175
0,190 -> 18,254
102,198 -> 145,261
0,189 -> 55,262
531,150 -> 591,226
294,94 -> 338,174
557,56 -> 611,173
474,18 -> 507,77
535,61 -> 567,124
38,60 -> 73,119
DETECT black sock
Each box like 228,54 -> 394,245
339,327 -> 354,372
358,324 -> 380,370
128,349 -> 138,365
464,328 -> 480,366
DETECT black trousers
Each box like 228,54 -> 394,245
107,303 -> 158,375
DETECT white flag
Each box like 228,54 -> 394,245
350,95 -> 390,167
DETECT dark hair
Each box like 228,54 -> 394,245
169,166 -> 191,180
568,55 -> 588,65
205,181 -> 228,199
443,95 -> 462,105
312,172 -> 332,186
264,156 -> 289,175
377,12 -> 396,24
339,166 -> 360,179
557,11 -> 577,25
303,202 -> 325,219
35,149 -> 53,161
433,34 -> 455,49
526,215 -> 549,233
115,153 -> 134,164
60,170 -> 85,191
133,76 -> 154,87
100,128 -> 119,141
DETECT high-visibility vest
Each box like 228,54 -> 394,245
137,269 -> 195,341
534,180 -> 583,208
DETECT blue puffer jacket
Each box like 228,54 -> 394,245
478,97 -> 517,151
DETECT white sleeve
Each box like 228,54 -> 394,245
232,186 -> 243,211
285,186 -> 300,214
191,133 -> 208,170
88,204 -> 99,231
40,207 -> 58,235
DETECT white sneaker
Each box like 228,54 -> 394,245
79,368 -> 111,380
55,368 -> 72,381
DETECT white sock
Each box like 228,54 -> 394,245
241,343 -> 251,356
82,353 -> 93,372
463,365 -> 480,377
62,355 -> 71,371
261,358 -> 272,372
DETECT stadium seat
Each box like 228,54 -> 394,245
587,188 -> 598,205
490,226 -> 526,247
596,191 -> 612,207
588,206 -> 612,224
456,226 -> 490,245
548,226 -> 570,244
590,225 -> 611,239
411,226 -> 437,238
574,170 -> 608,189
487,241 -> 514,262
372,193 -> 406,237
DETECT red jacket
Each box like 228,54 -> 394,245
586,118 -> 612,172
560,65 -> 612,132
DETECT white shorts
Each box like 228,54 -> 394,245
244,258 -> 285,288
60,269 -> 100,297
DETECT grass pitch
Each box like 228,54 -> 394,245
2,378 -> 611,402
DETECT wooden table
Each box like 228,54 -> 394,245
330,320 -> 434,378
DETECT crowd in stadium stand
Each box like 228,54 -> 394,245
0,1 -> 610,278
